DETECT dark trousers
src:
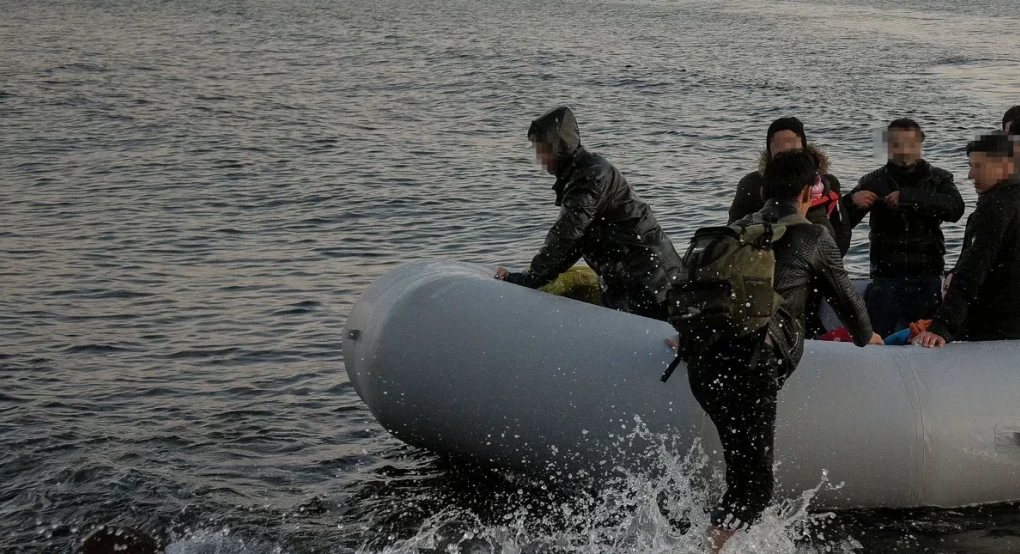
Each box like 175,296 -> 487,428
687,331 -> 785,530
864,276 -> 942,337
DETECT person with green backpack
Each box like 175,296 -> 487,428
666,149 -> 881,553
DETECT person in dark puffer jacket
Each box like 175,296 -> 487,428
842,119 -> 964,337
729,117 -> 850,338
495,107 -> 682,320
728,117 -> 851,256
916,133 -> 1020,347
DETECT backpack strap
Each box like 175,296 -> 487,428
732,213 -> 785,246
660,332 -> 719,383
660,354 -> 684,383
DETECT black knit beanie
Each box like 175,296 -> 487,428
766,117 -> 807,155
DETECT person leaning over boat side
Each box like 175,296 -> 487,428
842,118 -> 964,337
915,133 -> 1020,347
495,106 -> 683,320
728,117 -> 851,255
684,149 -> 881,553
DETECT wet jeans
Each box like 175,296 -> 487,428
687,331 -> 786,530
864,276 -> 942,338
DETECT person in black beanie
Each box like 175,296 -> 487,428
843,118 -> 964,337
728,117 -> 851,339
728,117 -> 851,256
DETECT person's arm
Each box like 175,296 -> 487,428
926,201 -> 1008,343
898,172 -> 965,222
841,177 -> 876,229
727,174 -> 761,224
811,230 -> 875,346
503,183 -> 596,289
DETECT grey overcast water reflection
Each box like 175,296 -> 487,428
1,0 -> 1019,552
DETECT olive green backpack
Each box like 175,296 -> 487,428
667,213 -> 810,344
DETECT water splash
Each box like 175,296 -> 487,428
358,419 -> 860,554
165,528 -> 284,554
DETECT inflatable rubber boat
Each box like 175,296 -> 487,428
342,261 -> 1020,509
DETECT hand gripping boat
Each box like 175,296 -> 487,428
342,261 -> 1020,509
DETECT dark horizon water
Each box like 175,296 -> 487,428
2,0 -> 1019,552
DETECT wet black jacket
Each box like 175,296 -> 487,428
756,199 -> 873,368
929,177 -> 1020,342
505,107 -> 683,318
843,161 -> 964,279
729,147 -> 852,256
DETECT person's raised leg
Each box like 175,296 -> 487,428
691,338 -> 778,552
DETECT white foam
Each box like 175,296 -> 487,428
359,419 -> 860,554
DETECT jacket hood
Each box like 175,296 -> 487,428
529,107 -> 582,171
757,144 -> 830,175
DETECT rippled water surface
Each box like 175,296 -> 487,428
2,0 -> 1019,552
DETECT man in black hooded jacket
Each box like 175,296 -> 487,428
496,107 -> 682,320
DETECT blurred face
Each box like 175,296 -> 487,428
887,128 -> 923,168
968,151 -> 1016,194
769,130 -> 804,156
1006,119 -> 1015,135
534,142 -> 556,175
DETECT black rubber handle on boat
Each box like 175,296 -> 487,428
660,355 -> 683,383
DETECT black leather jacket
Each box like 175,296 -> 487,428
506,107 -> 683,317
755,199 -> 874,367
930,176 -> 1020,342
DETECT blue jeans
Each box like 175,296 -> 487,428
864,276 -> 942,338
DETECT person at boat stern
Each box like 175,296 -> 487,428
915,133 -> 1020,347
1003,105 -> 1020,134
1006,115 -> 1020,138
842,119 -> 964,337
689,149 -> 881,552
495,107 -> 682,320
